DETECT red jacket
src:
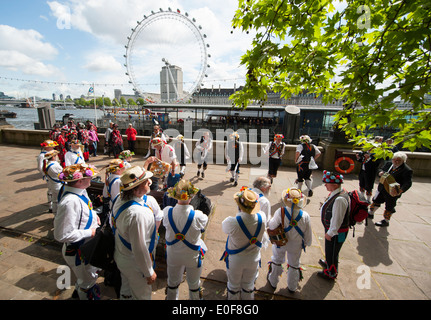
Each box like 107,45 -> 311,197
126,127 -> 137,141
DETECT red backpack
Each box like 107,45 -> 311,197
348,190 -> 370,236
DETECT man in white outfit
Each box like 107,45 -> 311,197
112,166 -> 157,300
42,150 -> 63,215
163,179 -> 208,300
37,139 -> 59,213
65,139 -> 86,166
250,176 -> 272,223
267,188 -> 312,293
221,188 -> 269,300
54,163 -> 101,300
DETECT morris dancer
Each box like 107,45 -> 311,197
250,176 -> 272,223
147,137 -> 178,189
173,135 -> 190,178
368,151 -> 413,227
65,139 -> 85,166
263,134 -> 286,183
225,131 -> 243,187
195,132 -> 212,178
102,159 -> 126,220
221,188 -> 268,300
163,179 -> 208,300
54,163 -> 101,300
356,149 -> 381,202
295,135 -> 321,196
267,188 -> 312,293
112,166 -> 157,300
318,170 -> 349,280
42,150 -> 63,215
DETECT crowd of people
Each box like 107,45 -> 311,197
37,123 -> 413,300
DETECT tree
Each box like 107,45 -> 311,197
230,0 -> 431,157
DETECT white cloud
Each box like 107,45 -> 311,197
0,25 -> 58,60
83,54 -> 122,72
0,50 -> 59,77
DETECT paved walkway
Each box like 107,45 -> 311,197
0,144 -> 430,300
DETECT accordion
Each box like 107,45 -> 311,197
149,158 -> 171,178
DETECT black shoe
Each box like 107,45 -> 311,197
375,219 -> 389,227
318,259 -> 327,269
197,171 -> 200,177
201,172 -> 205,178
317,271 -> 336,281
233,181 -> 238,187
308,190 -> 313,197
230,177 -> 234,182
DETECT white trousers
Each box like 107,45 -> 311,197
226,254 -> 259,300
267,242 -> 303,291
115,255 -> 153,300
166,249 -> 203,300
62,244 -> 99,300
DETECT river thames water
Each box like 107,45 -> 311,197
1,104 -> 106,130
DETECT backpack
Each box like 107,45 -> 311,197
347,190 -> 370,236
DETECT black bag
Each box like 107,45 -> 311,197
190,190 -> 212,216
80,218 -> 115,271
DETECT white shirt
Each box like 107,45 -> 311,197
321,187 -> 349,237
65,148 -> 85,166
45,160 -> 63,191
103,173 -> 121,206
163,204 -> 208,257
222,211 -> 269,261
54,186 -> 99,244
112,196 -> 156,278
37,151 -> 47,177
144,194 -> 163,222
268,206 -> 312,247
195,137 -> 212,161
251,188 -> 271,222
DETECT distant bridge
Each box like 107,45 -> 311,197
0,99 -> 75,108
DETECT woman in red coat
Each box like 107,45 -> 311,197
125,123 -> 137,153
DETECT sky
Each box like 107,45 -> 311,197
0,0 -> 254,100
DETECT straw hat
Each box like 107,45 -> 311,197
40,140 -> 58,148
105,159 -> 126,173
69,139 -> 82,146
151,137 -> 165,147
119,150 -> 135,159
44,150 -> 59,159
120,166 -> 153,191
58,163 -> 99,183
175,134 -> 184,141
234,187 -> 260,214
281,188 -> 307,208
167,179 -> 199,201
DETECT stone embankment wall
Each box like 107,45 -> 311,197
1,127 -> 430,177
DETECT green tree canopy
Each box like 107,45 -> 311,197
230,0 -> 431,157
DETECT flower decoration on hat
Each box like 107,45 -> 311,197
322,170 -> 344,184
299,135 -> 312,143
274,134 -> 284,140
119,150 -> 135,159
167,179 -> 199,201
106,159 -> 125,173
40,140 -> 58,148
58,163 -> 98,182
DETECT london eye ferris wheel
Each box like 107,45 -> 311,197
124,8 -> 210,103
